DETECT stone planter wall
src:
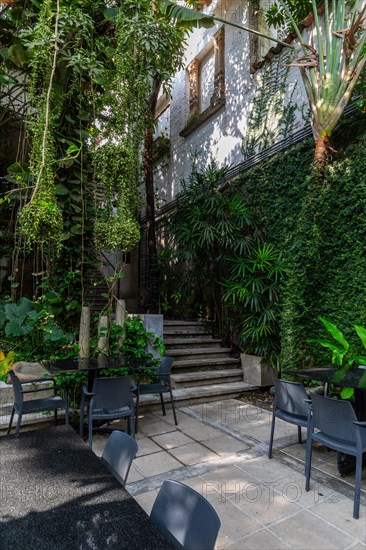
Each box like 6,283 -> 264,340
240,353 -> 276,387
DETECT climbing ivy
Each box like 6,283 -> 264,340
237,115 -> 366,369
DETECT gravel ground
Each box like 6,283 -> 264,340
237,389 -> 274,411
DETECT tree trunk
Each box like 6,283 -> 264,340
115,298 -> 126,349
314,135 -> 331,167
144,78 -> 161,313
97,314 -> 109,355
79,306 -> 91,358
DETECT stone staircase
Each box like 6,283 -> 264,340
139,320 -> 256,411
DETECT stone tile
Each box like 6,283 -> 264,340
311,497 -> 366,540
136,437 -> 162,457
200,464 -> 257,492
181,423 -> 223,442
271,510 -> 356,549
281,470 -> 352,509
347,544 -> 366,550
210,496 -> 263,549
224,528 -> 291,549
138,420 -> 177,437
232,484 -> 301,525
174,475 -> 218,499
126,463 -> 144,483
236,455 -> 297,483
203,435 -> 250,457
133,489 -> 159,515
168,442 -> 219,465
152,431 -> 195,449
133,450 -> 182,476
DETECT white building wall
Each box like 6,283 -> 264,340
154,0 -> 309,207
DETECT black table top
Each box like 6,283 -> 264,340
45,356 -> 128,373
289,366 -> 366,390
0,426 -> 174,550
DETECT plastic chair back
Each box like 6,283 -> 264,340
311,393 -> 359,443
92,376 -> 132,412
101,430 -> 138,487
8,370 -> 23,409
158,356 -> 174,384
274,377 -> 309,417
150,479 -> 221,550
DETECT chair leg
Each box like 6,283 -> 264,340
7,406 -> 15,435
54,408 -> 58,426
88,407 -> 93,449
135,390 -> 140,433
160,393 -> 166,416
15,412 -> 22,435
169,388 -> 178,426
297,425 -> 302,444
79,394 -> 85,437
64,390 -> 69,426
305,436 -> 313,491
268,414 -> 276,458
130,412 -> 135,439
353,452 -> 362,519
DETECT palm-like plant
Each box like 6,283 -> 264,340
277,0 -> 366,166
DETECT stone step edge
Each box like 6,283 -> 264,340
163,320 -> 214,326
167,347 -> 232,356
138,382 -> 256,406
172,357 -> 240,366
165,338 -> 221,344
171,369 -> 243,382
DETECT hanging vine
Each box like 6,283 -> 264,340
18,0 -> 63,252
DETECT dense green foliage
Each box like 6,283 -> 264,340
162,162 -> 284,362
237,117 -> 366,369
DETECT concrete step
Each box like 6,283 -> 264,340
164,327 -> 209,336
164,320 -> 212,326
171,369 -> 243,388
167,347 -> 232,361
165,337 -> 222,349
137,381 -> 257,410
172,357 -> 241,371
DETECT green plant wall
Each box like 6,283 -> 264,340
236,117 -> 366,369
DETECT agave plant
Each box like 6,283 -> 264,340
278,0 -> 366,166
162,0 -> 366,167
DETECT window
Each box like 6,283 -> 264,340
180,26 -> 225,138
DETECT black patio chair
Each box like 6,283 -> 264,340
268,377 -> 310,458
150,479 -> 221,550
305,393 -> 366,519
101,430 -> 138,487
7,369 -> 69,435
135,356 -> 177,432
79,376 -> 135,449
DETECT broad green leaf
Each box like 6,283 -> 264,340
43,324 -> 65,342
5,297 -> 34,323
354,325 -> 366,349
340,387 -> 354,399
55,184 -> 69,195
159,0 -> 215,29
359,371 -> 366,388
5,321 -> 33,338
318,317 -> 349,350
331,367 -> 347,383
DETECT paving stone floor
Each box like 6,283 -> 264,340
92,399 -> 366,550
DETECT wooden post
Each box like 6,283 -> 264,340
97,314 -> 109,355
79,306 -> 90,358
115,299 -> 126,349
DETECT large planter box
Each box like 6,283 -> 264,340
240,353 -> 276,387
